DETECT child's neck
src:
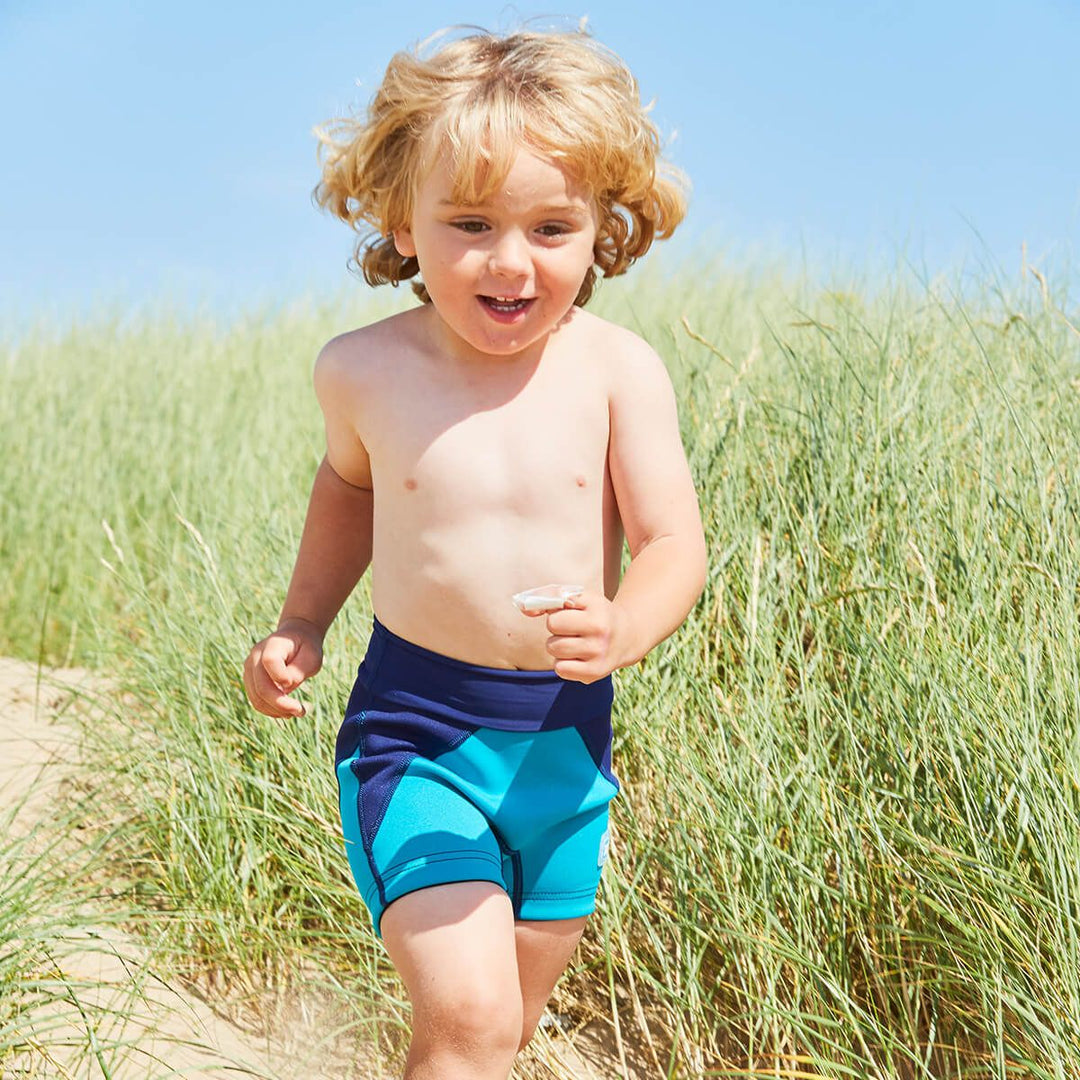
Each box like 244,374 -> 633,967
421,303 -> 560,371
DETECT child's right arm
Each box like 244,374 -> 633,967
243,340 -> 374,718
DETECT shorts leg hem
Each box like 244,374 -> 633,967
516,890 -> 600,923
370,856 -> 509,939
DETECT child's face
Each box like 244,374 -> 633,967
393,145 -> 598,361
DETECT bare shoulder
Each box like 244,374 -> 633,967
314,308 -> 424,403
313,309 -> 426,486
567,308 -> 675,404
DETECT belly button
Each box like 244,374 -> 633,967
404,477 -> 417,490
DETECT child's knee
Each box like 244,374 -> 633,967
414,985 -> 523,1058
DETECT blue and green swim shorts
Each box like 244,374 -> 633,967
334,617 -> 621,939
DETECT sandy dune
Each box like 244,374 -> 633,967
1,657 -> 313,1079
0,658 -> 624,1079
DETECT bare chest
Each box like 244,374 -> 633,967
362,359 -> 610,519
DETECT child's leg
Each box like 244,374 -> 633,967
514,915 -> 588,1051
380,880 -> 523,1080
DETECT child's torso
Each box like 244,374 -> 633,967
350,307 -> 624,669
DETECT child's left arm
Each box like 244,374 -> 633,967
537,337 -> 708,683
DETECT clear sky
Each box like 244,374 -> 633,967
2,0 -> 1078,328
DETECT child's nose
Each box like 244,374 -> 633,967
487,230 -> 530,278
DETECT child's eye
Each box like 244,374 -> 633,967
536,223 -> 570,238
453,220 -> 488,233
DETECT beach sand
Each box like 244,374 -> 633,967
0,656 -> 317,1079
0,657 -> 628,1079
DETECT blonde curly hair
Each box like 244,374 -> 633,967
312,27 -> 688,305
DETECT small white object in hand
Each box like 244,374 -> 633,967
511,583 -> 584,614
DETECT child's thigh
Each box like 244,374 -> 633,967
515,915 -> 588,1034
380,881 -> 522,1022
515,915 -> 588,990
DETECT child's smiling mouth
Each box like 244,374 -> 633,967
478,295 -> 536,320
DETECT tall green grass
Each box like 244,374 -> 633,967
0,787 -> 190,1079
3,260 -> 1080,1076
0,827 -> 99,1077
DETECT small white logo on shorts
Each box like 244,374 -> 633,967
597,830 -> 610,867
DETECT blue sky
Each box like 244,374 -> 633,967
2,0 -> 1078,328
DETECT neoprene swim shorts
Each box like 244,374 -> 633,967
334,617 -> 621,939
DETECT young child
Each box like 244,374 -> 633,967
243,26 -> 707,1079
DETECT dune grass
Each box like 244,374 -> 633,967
0,827 -> 99,1077
3,259 -> 1080,1076
0,788 -> 178,1080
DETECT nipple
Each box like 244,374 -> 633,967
404,477 -> 418,490
575,475 -> 586,488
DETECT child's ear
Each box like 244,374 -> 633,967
392,228 -> 416,258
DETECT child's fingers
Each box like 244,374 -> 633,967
259,686 -> 306,718
545,605 -> 589,635
244,635 -> 318,718
260,639 -> 297,688
552,658 -> 602,684
244,660 -> 306,718
269,689 -> 306,718
545,633 -> 591,661
289,637 -> 323,684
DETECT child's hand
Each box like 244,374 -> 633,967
243,619 -> 324,718
523,591 -> 632,683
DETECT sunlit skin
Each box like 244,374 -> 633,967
244,144 -> 705,691
392,146 -> 600,363
241,138 -> 706,1077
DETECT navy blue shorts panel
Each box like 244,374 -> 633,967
334,618 -> 620,937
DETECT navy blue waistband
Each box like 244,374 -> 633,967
357,616 -> 613,730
